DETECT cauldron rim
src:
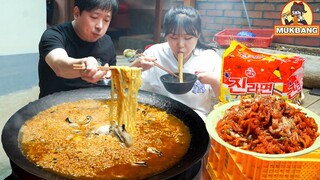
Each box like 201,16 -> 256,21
1,87 -> 209,180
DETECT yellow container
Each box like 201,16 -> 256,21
206,138 -> 320,180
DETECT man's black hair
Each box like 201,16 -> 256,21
75,0 -> 119,16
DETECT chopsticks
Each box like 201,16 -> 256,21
73,64 -> 143,72
73,64 -> 115,71
153,61 -> 179,78
73,56 -> 179,79
178,53 -> 183,82
136,53 -> 179,78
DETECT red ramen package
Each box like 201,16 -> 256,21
219,41 -> 305,104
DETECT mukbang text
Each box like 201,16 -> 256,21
274,25 -> 320,36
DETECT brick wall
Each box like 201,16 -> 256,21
194,0 -> 320,47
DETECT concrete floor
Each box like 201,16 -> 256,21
0,87 -> 39,179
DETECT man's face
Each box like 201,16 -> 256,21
73,7 -> 112,42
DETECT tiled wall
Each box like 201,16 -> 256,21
0,54 -> 38,96
194,0 -> 320,47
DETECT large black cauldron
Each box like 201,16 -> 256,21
2,87 -> 209,179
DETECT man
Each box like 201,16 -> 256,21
38,0 -> 118,98
9,1 -> 120,178
7,1 -> 120,178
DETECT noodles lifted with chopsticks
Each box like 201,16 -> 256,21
110,66 -> 142,134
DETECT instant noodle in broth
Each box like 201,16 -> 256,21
19,99 -> 191,179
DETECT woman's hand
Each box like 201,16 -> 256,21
195,70 -> 220,97
195,70 -> 215,85
130,54 -> 157,71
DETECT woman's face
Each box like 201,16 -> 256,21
73,7 -> 112,42
166,29 -> 199,62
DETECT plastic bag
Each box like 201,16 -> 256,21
219,41 -> 305,104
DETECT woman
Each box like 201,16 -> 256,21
131,6 -> 222,120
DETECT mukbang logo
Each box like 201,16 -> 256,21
274,0 -> 320,36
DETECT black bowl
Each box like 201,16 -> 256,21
160,73 -> 197,94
